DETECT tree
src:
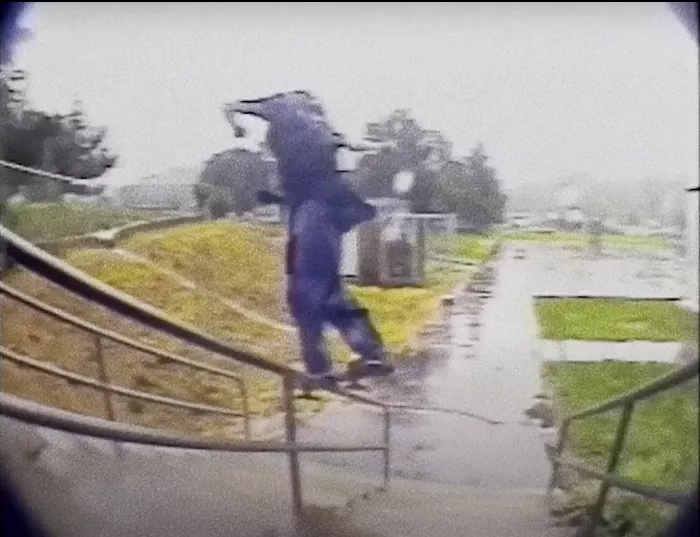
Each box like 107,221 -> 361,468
193,183 -> 214,211
356,109 -> 452,212
0,71 -> 117,201
207,188 -> 232,219
436,144 -> 506,230
197,148 -> 275,216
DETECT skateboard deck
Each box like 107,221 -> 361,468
292,370 -> 372,401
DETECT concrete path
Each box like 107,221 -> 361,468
1,411 -> 573,537
539,340 -> 688,364
296,244 -> 552,489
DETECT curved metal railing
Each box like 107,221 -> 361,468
0,392 -> 386,455
548,359 -> 699,535
0,280 -> 252,438
0,160 -> 391,520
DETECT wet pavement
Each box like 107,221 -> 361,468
530,244 -> 695,364
538,340 -> 687,364
528,245 -> 684,299
296,243 -> 693,489
297,245 -> 553,490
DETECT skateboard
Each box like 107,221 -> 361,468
292,361 -> 393,400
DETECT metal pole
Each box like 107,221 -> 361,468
585,401 -> 635,536
282,374 -> 303,519
93,334 -> 116,422
0,73 -> 9,392
93,334 -> 123,456
239,378 -> 251,441
548,420 -> 570,492
382,407 -> 391,490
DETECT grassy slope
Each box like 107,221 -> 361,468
545,361 -> 698,536
2,221 -> 466,437
9,202 -> 159,242
125,222 -> 465,357
535,299 -> 699,342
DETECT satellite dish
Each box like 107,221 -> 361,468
394,170 -> 414,195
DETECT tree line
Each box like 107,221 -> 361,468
0,69 -> 117,204
0,66 -> 506,231
196,108 -> 506,229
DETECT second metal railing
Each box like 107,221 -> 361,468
548,359 -> 699,535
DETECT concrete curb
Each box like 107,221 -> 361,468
34,214 -> 205,256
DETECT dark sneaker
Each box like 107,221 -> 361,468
365,361 -> 395,376
345,358 -> 395,380
300,373 -> 338,394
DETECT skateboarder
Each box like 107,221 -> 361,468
224,91 -> 394,390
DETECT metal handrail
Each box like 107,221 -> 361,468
0,345 -> 246,418
549,359 -> 699,535
562,361 -> 699,422
0,224 -> 392,517
0,224 -> 385,408
0,393 -> 386,454
0,281 -> 250,414
0,160 -> 391,520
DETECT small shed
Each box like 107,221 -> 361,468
340,198 -> 431,288
341,198 -> 410,278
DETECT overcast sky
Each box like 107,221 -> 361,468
13,2 -> 699,190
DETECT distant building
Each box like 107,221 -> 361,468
115,183 -> 197,211
114,166 -> 201,212
564,206 -> 585,226
507,212 -> 537,229
252,204 -> 281,224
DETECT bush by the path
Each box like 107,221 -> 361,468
535,298 -> 698,342
545,361 -> 698,536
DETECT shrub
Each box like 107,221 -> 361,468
207,189 -> 231,219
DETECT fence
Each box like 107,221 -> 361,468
548,359 -> 699,536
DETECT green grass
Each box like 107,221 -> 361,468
123,222 -> 286,322
430,233 -> 496,264
8,202 -> 158,242
505,231 -> 671,250
545,361 -> 698,536
535,299 -> 699,342
349,266 -> 464,358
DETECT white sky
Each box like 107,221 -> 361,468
12,2 -> 700,190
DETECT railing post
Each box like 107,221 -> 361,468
548,419 -> 570,492
239,378 -> 251,441
382,407 -> 391,490
93,334 -> 116,422
282,374 -> 303,520
584,401 -> 635,537
93,334 -> 122,456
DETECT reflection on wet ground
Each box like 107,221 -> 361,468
298,243 -> 694,489
298,245 -> 553,489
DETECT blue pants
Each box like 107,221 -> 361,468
287,276 -> 385,376
286,198 -> 386,376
